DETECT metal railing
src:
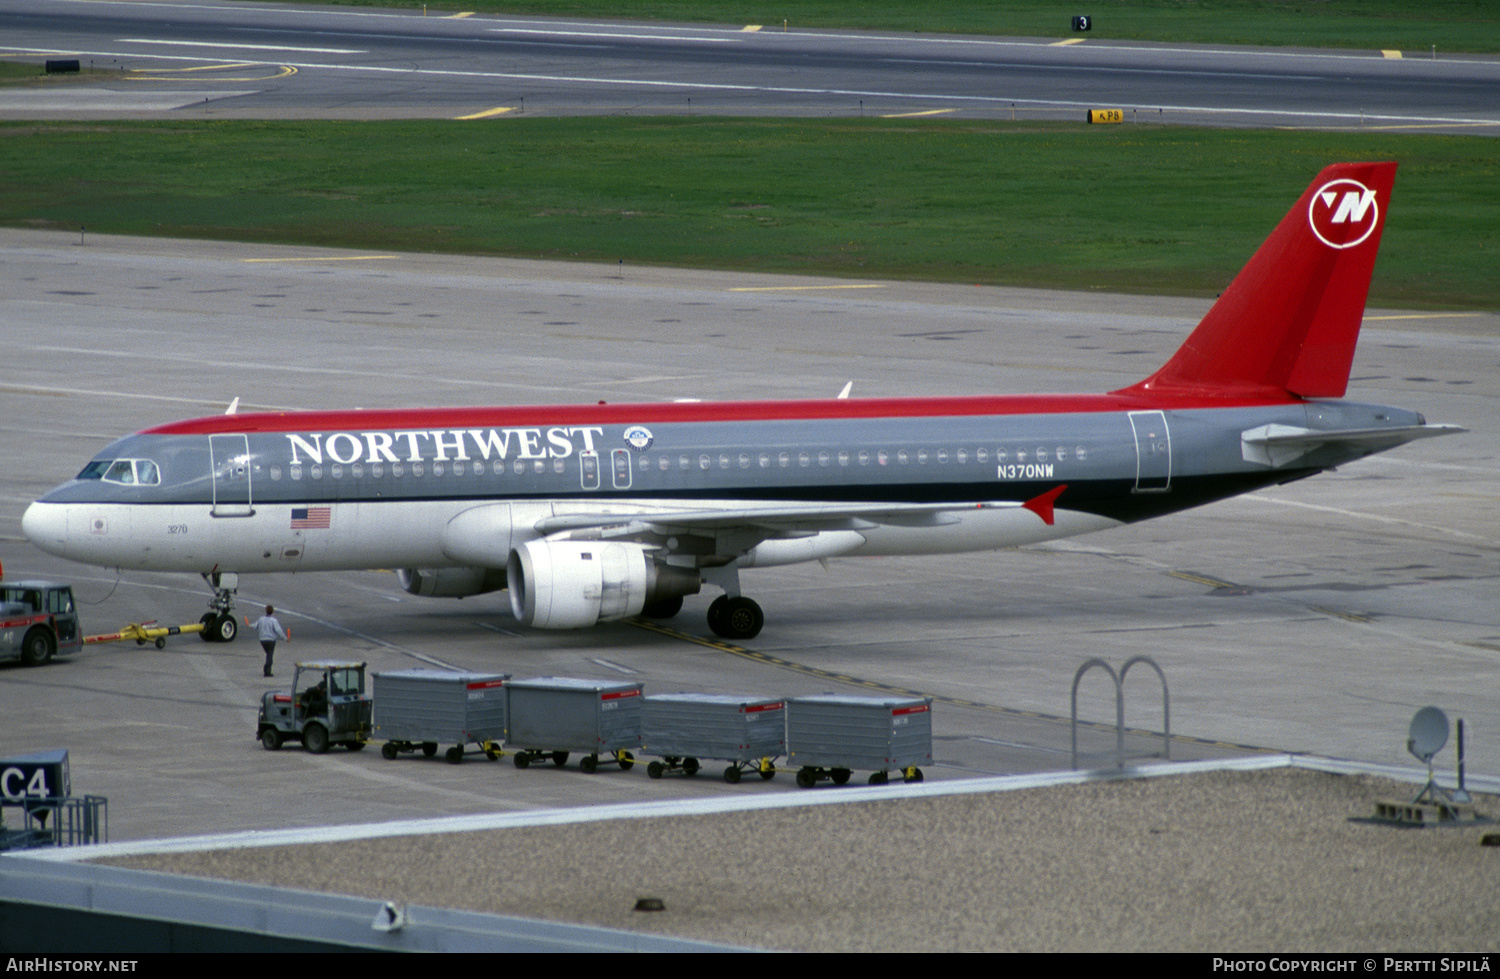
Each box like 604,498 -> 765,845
0,795 -> 108,850
1071,656 -> 1170,770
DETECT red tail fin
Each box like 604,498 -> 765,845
1120,161 -> 1397,400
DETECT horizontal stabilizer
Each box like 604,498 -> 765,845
1241,423 -> 1464,468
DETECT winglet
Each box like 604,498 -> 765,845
1023,485 -> 1067,526
1120,162 -> 1397,400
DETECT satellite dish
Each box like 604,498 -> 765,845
1407,706 -> 1449,764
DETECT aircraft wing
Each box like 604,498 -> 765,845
529,487 -> 1070,564
535,500 -> 1019,536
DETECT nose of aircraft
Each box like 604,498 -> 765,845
21,501 -> 69,557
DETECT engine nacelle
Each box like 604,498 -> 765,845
397,566 -> 507,598
507,539 -> 700,630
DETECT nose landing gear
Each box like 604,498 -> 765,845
198,571 -> 240,643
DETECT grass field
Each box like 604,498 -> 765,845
293,0 -> 1500,54
3,119 -> 1495,307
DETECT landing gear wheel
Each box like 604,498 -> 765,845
303,722 -> 329,754
20,629 -> 54,666
708,596 -> 764,640
706,595 -> 728,635
261,728 -> 283,751
211,614 -> 237,643
381,742 -> 399,760
446,746 -> 464,764
580,754 -> 598,774
642,595 -> 684,619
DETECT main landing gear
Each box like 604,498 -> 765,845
698,567 -> 765,641
198,571 -> 239,643
707,595 -> 764,641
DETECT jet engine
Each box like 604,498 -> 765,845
397,566 -> 507,598
506,539 -> 700,630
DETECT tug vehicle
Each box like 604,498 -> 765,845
258,660 -> 372,753
0,580 -> 82,666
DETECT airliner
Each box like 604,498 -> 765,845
22,162 -> 1460,642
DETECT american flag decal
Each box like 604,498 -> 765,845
290,506 -> 331,529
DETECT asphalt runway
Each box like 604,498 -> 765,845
1,0 -> 1497,130
1,228 -> 1495,854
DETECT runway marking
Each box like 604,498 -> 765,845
0,381 -> 280,412
118,39 -> 367,55
1167,570 -> 1243,591
727,284 -> 886,292
882,109 -> 955,118
1246,495 -> 1494,544
1311,606 -> 1373,624
129,62 -> 255,73
1324,122 -> 1500,131
885,56 -> 1322,82
240,254 -> 396,263
455,106 -> 515,119
128,63 -> 297,81
1366,312 -> 1485,321
487,28 -> 737,43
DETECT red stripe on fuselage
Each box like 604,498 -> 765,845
144,391 -> 1300,436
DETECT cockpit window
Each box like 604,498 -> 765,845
76,459 -> 161,485
105,460 -> 136,483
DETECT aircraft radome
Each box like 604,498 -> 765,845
23,162 -> 1461,642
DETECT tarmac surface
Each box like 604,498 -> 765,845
1,229 -> 1497,951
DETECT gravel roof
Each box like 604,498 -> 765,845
101,767 -> 1499,953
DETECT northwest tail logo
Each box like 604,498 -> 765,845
1308,178 -> 1379,249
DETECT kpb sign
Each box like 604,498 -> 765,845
1,749 -> 70,802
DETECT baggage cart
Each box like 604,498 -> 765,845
373,669 -> 508,764
642,693 -> 785,783
506,677 -> 642,773
786,694 -> 931,787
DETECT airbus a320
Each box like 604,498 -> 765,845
23,162 -> 1460,642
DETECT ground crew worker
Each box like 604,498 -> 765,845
249,605 -> 289,677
